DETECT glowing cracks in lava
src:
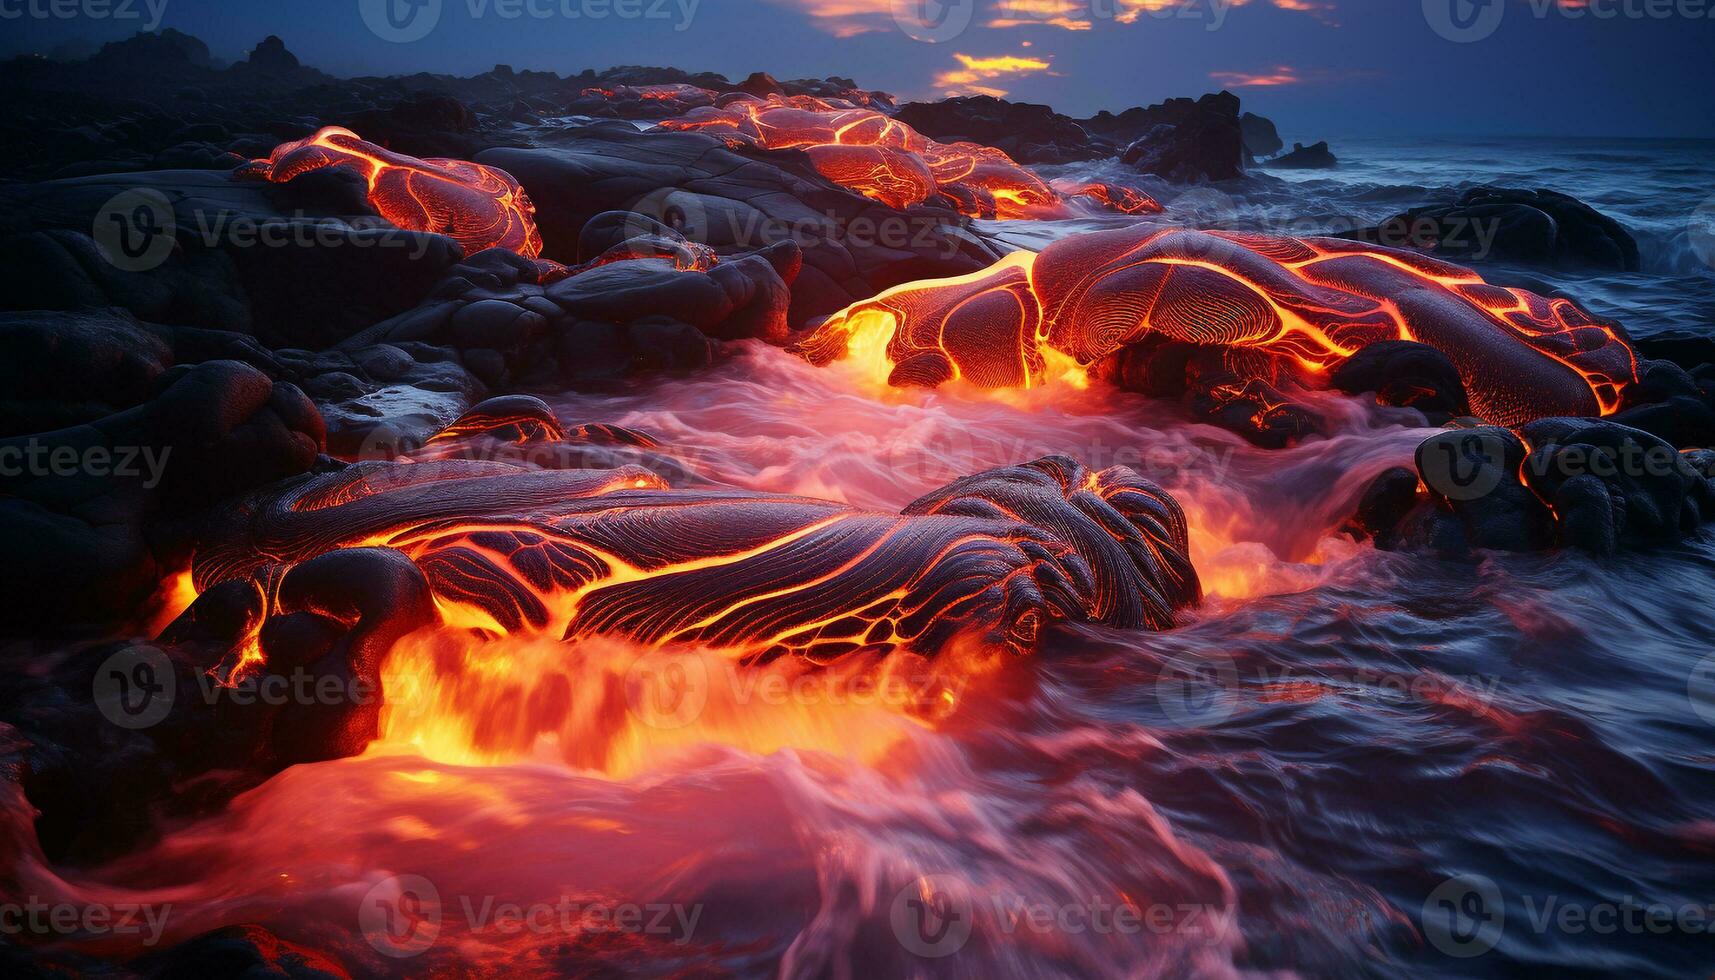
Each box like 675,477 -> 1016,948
658,94 -> 1161,220
793,227 -> 1639,426
242,126 -> 544,258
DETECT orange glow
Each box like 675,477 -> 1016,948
139,567 -> 200,637
373,633 -> 997,778
241,126 -> 544,258
658,94 -> 1160,219
791,227 -> 1639,426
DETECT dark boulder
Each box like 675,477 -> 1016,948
242,35 -> 300,74
1517,417 -> 1713,553
1096,91 -> 1244,182
1330,340 -> 1471,424
478,126 -> 1003,325
1266,140 -> 1336,169
0,361 -> 323,630
894,96 -> 1108,164
1358,419 -> 1714,556
1239,112 -> 1282,160
1345,187 -> 1640,271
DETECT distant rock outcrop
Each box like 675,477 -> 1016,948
1268,140 -> 1337,169
1092,91 -> 1245,182
1239,111 -> 1282,160
894,95 -> 1107,164
243,35 -> 301,74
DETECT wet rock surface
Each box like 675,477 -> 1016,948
1344,186 -> 1641,271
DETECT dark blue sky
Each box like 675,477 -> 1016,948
6,0 -> 1713,137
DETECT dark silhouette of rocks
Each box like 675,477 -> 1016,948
1267,140 -> 1337,169
1099,91 -> 1245,182
1240,111 -> 1282,160
895,95 -> 1108,164
1345,187 -> 1640,271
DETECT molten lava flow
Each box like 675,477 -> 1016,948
658,94 -> 1161,219
193,454 -> 1196,662
793,227 -> 1639,425
241,126 -> 544,258
373,633 -> 995,777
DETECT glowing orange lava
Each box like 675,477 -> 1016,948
793,226 -> 1639,425
658,94 -> 1161,219
241,126 -> 545,258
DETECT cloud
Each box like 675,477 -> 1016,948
762,0 -> 905,37
1207,65 -> 1304,87
1207,64 -> 1373,87
768,0 -> 1340,37
933,50 -> 1053,97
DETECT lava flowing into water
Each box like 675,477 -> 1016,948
793,225 -> 1640,425
240,126 -> 545,258
658,93 -> 1161,219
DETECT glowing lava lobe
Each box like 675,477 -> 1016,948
659,94 -> 1160,220
191,456 -> 1198,663
242,126 -> 544,258
795,227 -> 1638,425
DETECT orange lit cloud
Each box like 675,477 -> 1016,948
769,0 -> 1338,36
933,51 -> 1053,97
1208,64 -> 1369,87
1209,65 -> 1303,87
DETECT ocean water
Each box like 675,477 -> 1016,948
13,140 -> 1715,978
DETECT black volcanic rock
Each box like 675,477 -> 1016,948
1105,91 -> 1244,182
90,29 -> 212,72
0,308 -> 279,436
894,96 -> 1108,164
1267,140 -> 1337,169
1345,187 -> 1640,271
1330,340 -> 1470,424
344,93 -> 480,157
1240,111 -> 1282,160
243,35 -> 300,74
739,71 -> 786,97
1361,419 -> 1715,556
478,126 -> 1004,325
0,169 -> 463,346
0,360 -> 323,630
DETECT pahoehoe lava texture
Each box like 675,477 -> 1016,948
795,226 -> 1640,426
192,448 -> 1199,662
